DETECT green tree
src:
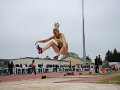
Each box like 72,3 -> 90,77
105,50 -> 111,62
104,48 -> 120,62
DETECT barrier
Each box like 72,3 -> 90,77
41,75 -> 47,79
66,72 -> 74,76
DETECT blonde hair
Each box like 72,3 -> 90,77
53,22 -> 60,32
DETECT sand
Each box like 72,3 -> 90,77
0,77 -> 120,90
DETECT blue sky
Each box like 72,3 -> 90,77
0,0 -> 120,61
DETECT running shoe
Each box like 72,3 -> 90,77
53,55 -> 59,60
36,45 -> 43,54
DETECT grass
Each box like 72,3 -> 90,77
96,71 -> 119,76
101,71 -> 120,75
93,71 -> 120,76
79,71 -> 120,76
78,71 -> 120,84
99,76 -> 120,84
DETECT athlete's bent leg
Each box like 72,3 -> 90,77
54,45 -> 68,59
42,41 -> 60,53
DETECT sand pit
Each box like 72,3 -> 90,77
0,76 -> 120,90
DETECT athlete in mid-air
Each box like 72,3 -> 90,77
35,22 -> 68,60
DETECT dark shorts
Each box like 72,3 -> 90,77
57,46 -> 61,50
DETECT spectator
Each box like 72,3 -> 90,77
10,61 -> 14,74
30,60 -> 36,75
94,56 -> 99,73
8,61 -> 11,75
90,66 -> 95,72
98,55 -> 102,73
22,64 -> 26,74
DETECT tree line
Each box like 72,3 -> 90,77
105,48 -> 120,62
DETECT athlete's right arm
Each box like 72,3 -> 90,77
35,36 -> 54,44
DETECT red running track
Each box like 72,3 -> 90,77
0,72 -> 120,83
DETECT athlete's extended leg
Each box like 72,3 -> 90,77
42,41 -> 60,54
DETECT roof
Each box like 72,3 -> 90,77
63,57 -> 84,65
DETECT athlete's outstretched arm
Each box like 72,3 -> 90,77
35,36 -> 54,44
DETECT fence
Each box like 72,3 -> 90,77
0,66 -> 83,75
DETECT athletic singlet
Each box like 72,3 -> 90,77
54,36 -> 62,43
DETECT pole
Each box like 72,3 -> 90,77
82,0 -> 86,66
